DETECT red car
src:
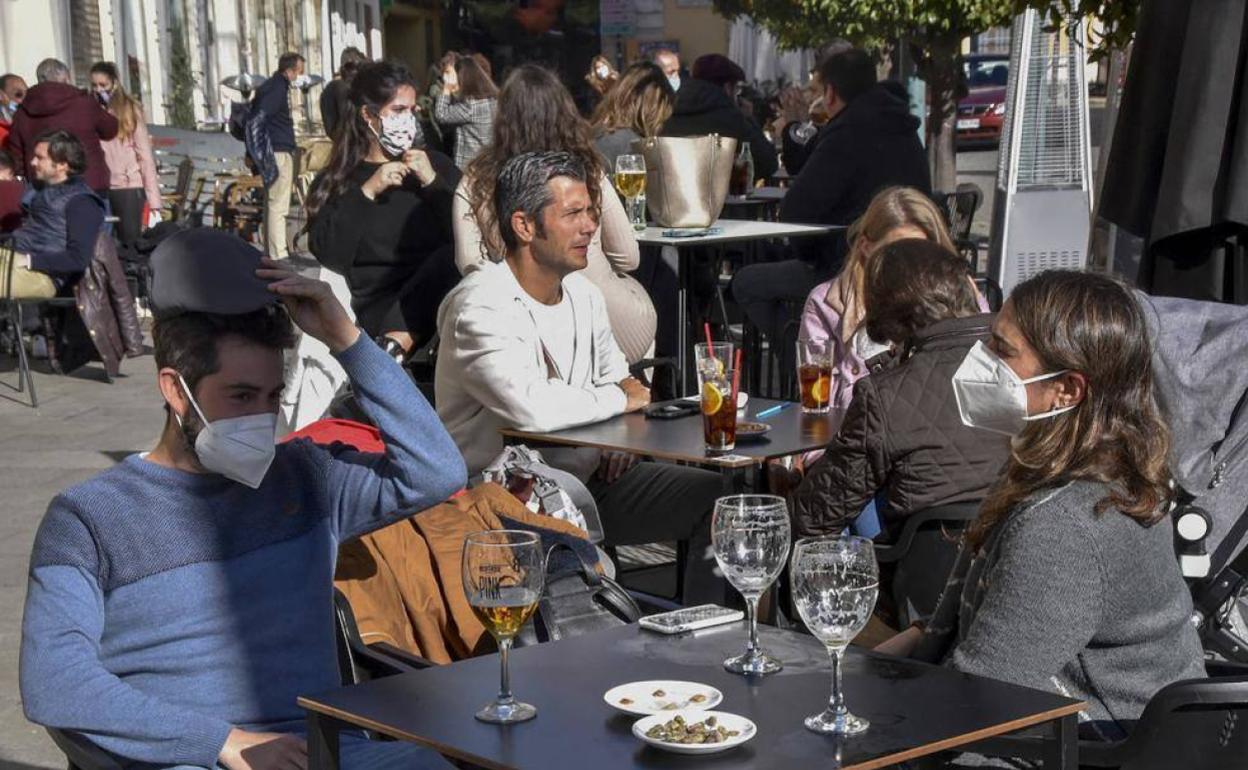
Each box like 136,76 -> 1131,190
956,54 -> 1009,148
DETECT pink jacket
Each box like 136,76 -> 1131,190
799,278 -> 990,412
100,118 -> 162,209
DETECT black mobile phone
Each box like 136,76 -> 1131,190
643,401 -> 700,420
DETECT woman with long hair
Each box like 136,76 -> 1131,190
89,62 -> 161,261
305,60 -> 460,354
453,63 -> 656,364
434,53 -> 498,169
881,270 -> 1204,742
590,61 -> 674,171
800,186 -> 986,412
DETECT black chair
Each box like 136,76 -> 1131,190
873,501 -> 981,629
936,184 -> 983,245
332,586 -> 435,685
968,661 -> 1248,769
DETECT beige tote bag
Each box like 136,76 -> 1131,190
634,134 -> 737,228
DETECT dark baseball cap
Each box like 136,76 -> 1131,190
691,54 -> 746,87
149,228 -> 277,318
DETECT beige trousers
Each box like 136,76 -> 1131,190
0,246 -> 57,299
264,151 -> 294,259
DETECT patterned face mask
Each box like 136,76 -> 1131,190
371,111 -> 418,158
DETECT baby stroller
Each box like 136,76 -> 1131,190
1141,292 -> 1248,662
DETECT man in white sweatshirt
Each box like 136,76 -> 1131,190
435,151 -> 721,602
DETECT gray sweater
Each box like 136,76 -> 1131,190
917,480 -> 1205,739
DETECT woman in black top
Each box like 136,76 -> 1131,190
306,60 -> 460,353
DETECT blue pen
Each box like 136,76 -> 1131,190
755,402 -> 794,419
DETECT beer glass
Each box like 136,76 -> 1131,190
614,154 -> 647,231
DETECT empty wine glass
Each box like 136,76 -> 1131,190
463,530 -> 545,723
712,495 -> 791,675
791,535 -> 879,734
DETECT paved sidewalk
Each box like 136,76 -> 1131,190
0,344 -> 160,769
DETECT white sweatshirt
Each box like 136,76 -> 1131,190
434,259 -> 631,478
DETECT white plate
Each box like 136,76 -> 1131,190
957,117 -> 981,130
603,680 -> 723,716
632,709 -> 756,755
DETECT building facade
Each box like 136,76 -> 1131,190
1,0 -> 383,127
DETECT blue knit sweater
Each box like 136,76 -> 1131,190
19,335 -> 467,768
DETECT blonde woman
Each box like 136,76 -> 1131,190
799,186 -> 986,411
90,62 -> 161,260
590,61 -> 674,171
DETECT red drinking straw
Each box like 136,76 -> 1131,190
732,348 -> 743,401
704,322 -> 716,359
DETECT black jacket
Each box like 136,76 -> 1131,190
252,72 -> 296,153
308,150 -> 462,341
320,79 -> 350,139
791,314 -> 1008,540
660,79 -> 778,183
780,82 -> 930,270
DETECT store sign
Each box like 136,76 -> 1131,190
601,0 -> 637,36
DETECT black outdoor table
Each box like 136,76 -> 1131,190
500,397 -> 843,490
636,219 -> 839,391
300,622 -> 1083,770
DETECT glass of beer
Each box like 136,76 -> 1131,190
463,530 -> 545,723
702,367 -> 737,454
797,339 -> 834,414
614,154 -> 647,231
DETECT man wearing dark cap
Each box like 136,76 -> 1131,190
660,52 -> 778,184
20,229 -> 465,769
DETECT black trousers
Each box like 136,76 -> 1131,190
730,258 -> 822,344
107,188 -> 146,263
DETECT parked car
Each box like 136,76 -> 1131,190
956,53 -> 1009,148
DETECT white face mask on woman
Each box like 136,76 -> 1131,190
371,111 -> 418,158
176,375 -> 277,488
850,326 -> 891,363
950,341 -> 1075,436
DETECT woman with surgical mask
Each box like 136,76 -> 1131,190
305,60 -> 460,358
89,61 -> 162,262
878,270 -> 1205,745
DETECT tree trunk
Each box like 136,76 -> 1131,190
923,36 -> 962,192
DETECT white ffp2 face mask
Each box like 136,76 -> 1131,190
667,73 -> 681,91
850,326 -> 891,363
177,375 -> 277,488
371,111 -> 418,158
951,341 -> 1075,436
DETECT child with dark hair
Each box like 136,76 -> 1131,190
792,238 -> 1007,542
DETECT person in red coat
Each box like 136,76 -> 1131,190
7,58 -> 118,193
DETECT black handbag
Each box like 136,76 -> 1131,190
516,542 -> 641,645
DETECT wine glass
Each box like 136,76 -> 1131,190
463,530 -> 545,723
712,495 -> 791,675
790,535 -> 879,734
613,154 -> 647,231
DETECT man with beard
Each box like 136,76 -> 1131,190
20,228 -> 465,769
